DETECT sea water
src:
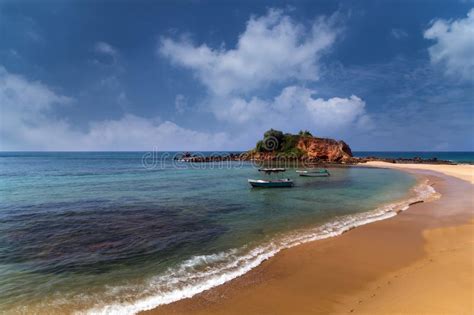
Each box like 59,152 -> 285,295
0,152 -> 433,314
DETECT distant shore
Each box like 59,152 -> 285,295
143,163 -> 473,315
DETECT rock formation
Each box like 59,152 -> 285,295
243,129 -> 354,163
296,137 -> 353,162
174,130 -> 454,165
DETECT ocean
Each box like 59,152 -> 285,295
0,152 -> 440,314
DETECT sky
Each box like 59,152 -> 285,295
0,0 -> 473,151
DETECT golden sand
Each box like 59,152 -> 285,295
336,220 -> 474,315
143,165 -> 474,315
365,161 -> 474,184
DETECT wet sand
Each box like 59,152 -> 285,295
143,164 -> 474,315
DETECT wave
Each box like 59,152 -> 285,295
81,180 -> 439,315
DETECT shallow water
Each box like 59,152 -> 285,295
0,152 -> 421,314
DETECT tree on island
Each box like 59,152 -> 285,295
255,129 -> 307,158
298,130 -> 313,137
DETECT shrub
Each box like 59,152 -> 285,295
281,134 -> 299,152
298,130 -> 313,137
254,129 -> 311,156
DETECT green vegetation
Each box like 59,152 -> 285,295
298,130 -> 313,137
254,129 -> 311,158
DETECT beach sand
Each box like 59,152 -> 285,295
142,163 -> 474,315
364,161 -> 474,184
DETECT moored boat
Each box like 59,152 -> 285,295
296,169 -> 330,177
248,178 -> 294,188
258,168 -> 286,173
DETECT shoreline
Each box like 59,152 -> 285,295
142,163 -> 473,315
363,161 -> 474,184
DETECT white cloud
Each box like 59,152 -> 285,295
424,9 -> 474,80
0,66 -> 75,149
305,94 -> 369,130
214,86 -> 371,136
92,42 -> 122,68
159,9 -> 339,96
81,115 -> 230,151
158,9 -> 372,141
0,66 -> 72,113
0,66 -> 230,151
94,41 -> 119,59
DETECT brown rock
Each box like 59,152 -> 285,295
297,137 -> 353,162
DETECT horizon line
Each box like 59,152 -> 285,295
0,150 -> 473,153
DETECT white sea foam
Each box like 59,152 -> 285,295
81,180 -> 438,315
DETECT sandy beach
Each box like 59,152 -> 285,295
143,163 -> 474,315
364,161 -> 474,184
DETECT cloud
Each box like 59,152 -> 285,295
95,41 -> 119,58
93,41 -> 121,66
174,94 -> 188,114
424,8 -> 474,80
81,115 -> 230,151
0,66 -> 75,149
0,66 -> 230,151
391,28 -> 408,39
0,66 -> 72,113
214,86 -> 371,137
305,94 -> 370,130
159,8 -> 340,96
159,9 -> 371,140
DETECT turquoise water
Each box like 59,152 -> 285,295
354,151 -> 474,164
0,152 -> 423,314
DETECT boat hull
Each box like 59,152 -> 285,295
299,173 -> 329,177
248,179 -> 294,188
297,169 -> 330,177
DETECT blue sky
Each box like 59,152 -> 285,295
1,0 -> 473,151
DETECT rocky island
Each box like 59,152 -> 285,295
175,129 -> 455,165
175,129 -> 355,164
241,129 -> 354,163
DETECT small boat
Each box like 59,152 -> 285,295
258,168 -> 286,173
296,169 -> 330,177
248,178 -> 294,188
